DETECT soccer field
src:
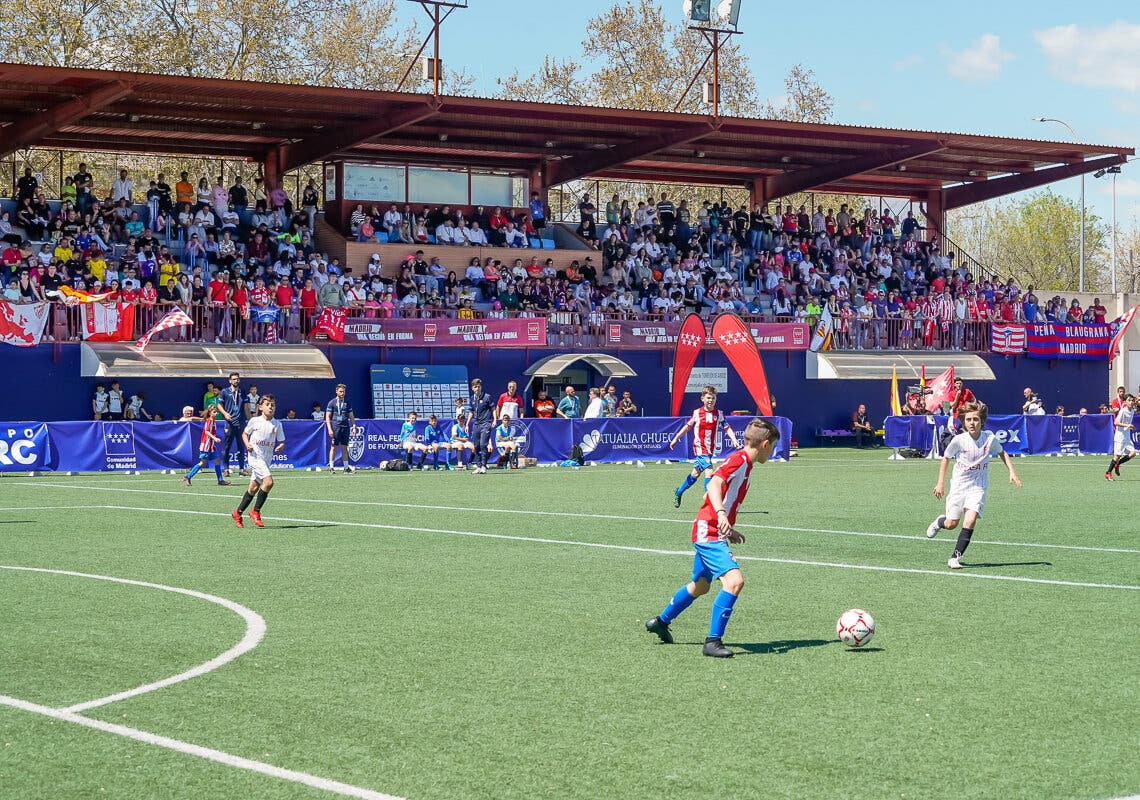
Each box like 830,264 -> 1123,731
1,451 -> 1137,800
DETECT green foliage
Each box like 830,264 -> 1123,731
950,190 -> 1109,291
0,455 -> 1137,799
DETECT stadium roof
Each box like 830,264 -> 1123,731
0,63 -> 1131,206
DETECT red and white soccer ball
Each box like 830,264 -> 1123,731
836,608 -> 875,648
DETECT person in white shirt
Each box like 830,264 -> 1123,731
502,223 -> 527,248
926,401 -> 1022,569
1105,394 -> 1137,481
234,394 -> 285,529
92,384 -> 109,420
382,205 -> 403,235
464,221 -> 489,246
583,387 -> 605,418
435,220 -> 459,245
1021,387 -> 1045,416
111,170 -> 133,203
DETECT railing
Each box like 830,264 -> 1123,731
920,207 -> 997,284
36,301 -> 992,352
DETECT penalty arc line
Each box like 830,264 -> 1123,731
0,695 -> 404,800
0,566 -> 405,800
7,482 -> 1138,557
0,565 -> 267,715
71,504 -> 1140,592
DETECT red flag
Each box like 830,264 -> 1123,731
925,366 -> 955,410
1109,305 -> 1137,364
136,308 -> 194,350
311,307 -> 346,343
670,313 -> 706,416
82,302 -> 135,342
0,300 -> 50,347
711,313 -> 773,416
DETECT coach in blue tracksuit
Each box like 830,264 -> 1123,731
219,371 -> 247,476
469,377 -> 496,475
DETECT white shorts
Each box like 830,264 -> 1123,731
945,484 -> 986,521
249,456 -> 272,482
1114,432 -> 1136,457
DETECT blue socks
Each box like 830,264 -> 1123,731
213,461 -> 224,481
708,590 -> 738,639
677,472 -> 698,497
187,463 -> 201,480
658,586 -> 697,624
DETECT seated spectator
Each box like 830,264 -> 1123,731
502,222 -> 527,248
852,403 -> 875,447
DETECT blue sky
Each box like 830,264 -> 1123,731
396,1 -> 1139,230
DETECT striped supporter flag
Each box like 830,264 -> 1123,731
136,308 -> 194,350
991,323 -> 1027,355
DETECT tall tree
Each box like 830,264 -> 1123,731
949,191 -> 1109,290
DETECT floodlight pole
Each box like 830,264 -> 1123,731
397,0 -> 468,97
674,25 -> 740,119
1034,117 -> 1085,292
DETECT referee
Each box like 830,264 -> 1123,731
469,378 -> 496,475
325,383 -> 356,473
219,372 -> 247,477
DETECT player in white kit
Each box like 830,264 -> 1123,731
1105,394 -> 1137,481
233,394 -> 285,528
925,402 -> 1022,569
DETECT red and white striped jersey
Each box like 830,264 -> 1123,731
689,407 -> 726,456
692,449 -> 753,542
199,417 -> 217,452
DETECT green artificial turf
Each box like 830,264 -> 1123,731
0,450 -> 1137,800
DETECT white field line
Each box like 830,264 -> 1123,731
0,565 -> 266,713
0,695 -> 404,800
7,481 -> 1138,556
64,504 -> 1140,592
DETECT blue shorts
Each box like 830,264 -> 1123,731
197,450 -> 217,462
692,454 -> 713,473
691,541 -> 740,583
331,426 -> 350,446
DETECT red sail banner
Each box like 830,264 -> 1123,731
711,313 -> 773,416
606,319 -> 809,350
670,314 -> 707,417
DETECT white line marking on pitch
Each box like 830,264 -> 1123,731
8,481 -> 1137,556
71,504 -> 1140,592
0,565 -> 265,712
0,566 -> 403,800
0,695 -> 404,800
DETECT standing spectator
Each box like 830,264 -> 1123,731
556,385 -> 581,419
244,385 -> 261,421
126,392 -> 152,421
301,179 -> 320,233
617,390 -> 638,417
325,382 -> 356,473
852,404 -> 875,448
229,176 -> 248,217
950,378 -> 976,429
468,378 -> 496,474
583,387 -> 605,419
1022,387 -> 1045,416
111,169 -> 133,203
496,380 -> 524,422
107,381 -> 125,421
602,385 -> 619,417
532,388 -> 556,418
1110,386 -> 1127,412
92,383 -> 109,420
219,372 -> 248,477
16,168 -> 39,203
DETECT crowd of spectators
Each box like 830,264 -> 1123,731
2,166 -> 1113,350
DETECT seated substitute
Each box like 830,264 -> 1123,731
447,412 -> 476,469
495,413 -> 520,469
399,410 -> 427,467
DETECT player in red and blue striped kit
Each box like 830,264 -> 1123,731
182,404 -> 232,486
668,386 -> 740,508
647,418 -> 779,658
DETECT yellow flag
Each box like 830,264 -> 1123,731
889,364 -> 902,417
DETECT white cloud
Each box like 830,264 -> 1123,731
1113,97 -> 1140,115
894,54 -> 922,72
1035,22 -> 1140,91
855,99 -> 875,111
946,34 -> 1013,82
1109,178 -> 1140,199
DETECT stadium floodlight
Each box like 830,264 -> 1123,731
715,0 -> 742,27
683,0 -> 711,22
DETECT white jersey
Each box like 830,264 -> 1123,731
244,416 -> 284,465
1115,406 -> 1135,431
1113,406 -> 1136,455
944,430 -> 1002,491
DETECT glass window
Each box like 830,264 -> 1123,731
343,164 -> 405,201
471,173 -> 529,207
409,166 -> 467,204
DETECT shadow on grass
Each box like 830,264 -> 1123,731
0,520 -> 34,524
268,524 -> 338,530
961,561 -> 1053,569
732,638 -> 837,655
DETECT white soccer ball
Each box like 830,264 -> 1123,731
836,608 -> 875,648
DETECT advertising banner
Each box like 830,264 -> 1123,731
0,423 -> 50,470
342,317 -> 547,347
604,320 -> 810,351
8,417 -> 795,472
884,414 -> 1114,455
1025,323 -> 1112,360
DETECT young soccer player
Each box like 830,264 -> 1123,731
421,413 -> 446,470
495,413 -> 519,469
1105,394 -> 1137,481
233,394 -> 285,529
645,418 -> 779,658
400,410 -> 426,466
448,412 -> 475,469
926,401 -> 1022,569
668,386 -> 740,508
183,404 -> 232,486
